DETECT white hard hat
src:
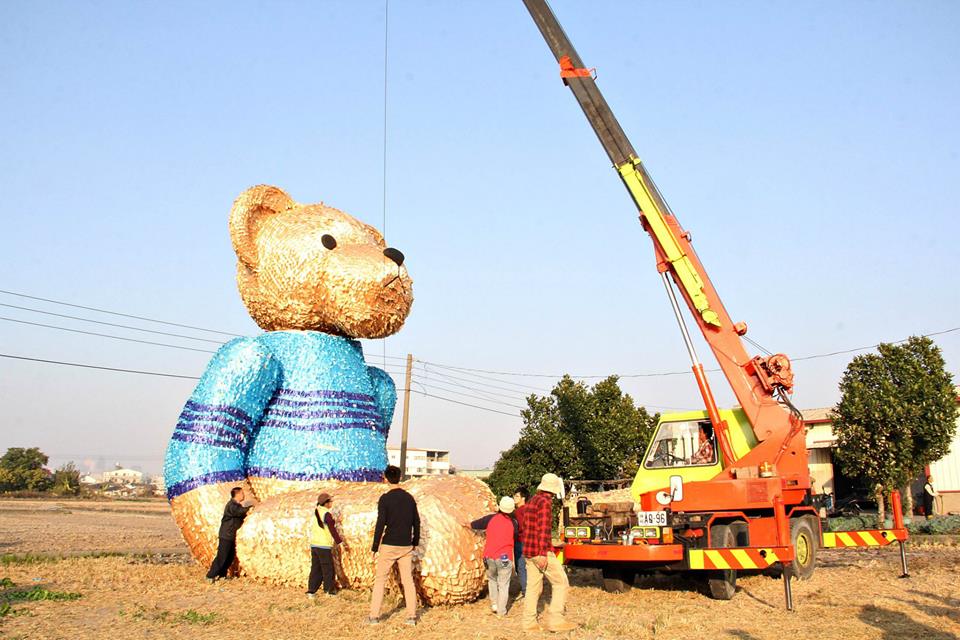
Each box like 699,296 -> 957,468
498,496 -> 516,514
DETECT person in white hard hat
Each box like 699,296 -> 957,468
470,496 -> 519,617
516,473 -> 576,633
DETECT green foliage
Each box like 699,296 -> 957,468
0,578 -> 82,619
826,515 -> 960,536
120,604 -> 218,625
0,447 -> 52,492
908,515 -> 960,536
486,375 -> 657,497
832,336 -> 957,492
51,462 -> 81,496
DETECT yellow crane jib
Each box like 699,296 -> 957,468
616,158 -> 721,327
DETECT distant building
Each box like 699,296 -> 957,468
801,393 -> 960,515
457,468 -> 493,480
79,474 -> 100,485
929,388 -> 960,513
150,475 -> 166,495
803,407 -> 836,496
387,446 -> 451,476
101,467 -> 144,485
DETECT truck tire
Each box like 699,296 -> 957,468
601,566 -> 635,593
790,517 -> 818,580
707,523 -> 737,600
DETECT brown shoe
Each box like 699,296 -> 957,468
546,620 -> 577,633
522,622 -> 543,633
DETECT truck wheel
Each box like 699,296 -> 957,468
601,566 -> 635,593
790,517 -> 818,580
707,523 -> 737,600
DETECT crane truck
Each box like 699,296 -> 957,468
521,0 -> 910,608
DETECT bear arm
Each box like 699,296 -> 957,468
164,337 -> 281,499
366,365 -> 398,436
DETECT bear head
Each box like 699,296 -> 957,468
229,184 -> 413,338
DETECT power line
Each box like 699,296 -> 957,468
413,370 -> 531,401
417,360 -> 554,390
417,362 -> 548,395
790,327 -> 960,362
4,288 -> 956,380
0,289 -> 244,337
413,391 -> 519,417
0,316 -> 217,355
0,353 -> 200,380
417,326 -> 960,379
411,379 -> 527,410
0,303 -> 227,344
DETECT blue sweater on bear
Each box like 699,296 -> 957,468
164,331 -> 395,500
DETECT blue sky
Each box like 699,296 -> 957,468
2,1 -> 958,474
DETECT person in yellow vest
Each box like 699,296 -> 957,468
308,492 -> 347,598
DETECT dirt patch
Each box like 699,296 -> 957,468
0,499 -> 185,555
1,500 -> 959,639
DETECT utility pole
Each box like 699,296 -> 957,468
399,353 -> 413,477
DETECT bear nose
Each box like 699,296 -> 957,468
383,247 -> 404,267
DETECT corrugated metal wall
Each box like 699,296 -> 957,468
930,418 -> 960,491
808,447 -> 835,494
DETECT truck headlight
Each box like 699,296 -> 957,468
576,527 -> 590,539
564,526 -> 576,539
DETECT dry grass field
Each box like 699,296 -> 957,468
1,499 -> 959,640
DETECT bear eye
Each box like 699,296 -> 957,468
321,234 -> 337,250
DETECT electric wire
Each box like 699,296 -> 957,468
3,289 -> 956,380
0,353 -> 200,380
0,317 -> 217,354
0,303 -> 227,344
0,289 -> 244,337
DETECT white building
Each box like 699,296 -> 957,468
150,475 -> 166,495
929,389 -> 960,513
101,467 -> 144,484
802,396 -> 960,515
387,446 -> 451,477
79,474 -> 100,485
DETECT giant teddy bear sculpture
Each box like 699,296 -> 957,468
163,185 -> 495,604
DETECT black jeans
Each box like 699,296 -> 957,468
207,537 -> 236,579
308,547 -> 336,594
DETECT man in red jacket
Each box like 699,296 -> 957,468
517,473 -> 576,633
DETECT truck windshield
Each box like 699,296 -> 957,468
644,420 -> 717,468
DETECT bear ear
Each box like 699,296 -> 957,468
229,185 -> 295,269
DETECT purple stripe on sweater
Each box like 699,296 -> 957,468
178,412 -> 250,435
246,467 -> 383,483
175,422 -> 246,445
271,397 -> 378,410
261,408 -> 381,421
171,432 -> 240,450
166,469 -> 247,500
259,419 -> 386,434
275,389 -> 376,402
184,400 -> 252,424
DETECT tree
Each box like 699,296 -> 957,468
51,462 -> 82,496
0,447 -> 52,492
832,336 -> 957,524
486,375 -> 657,498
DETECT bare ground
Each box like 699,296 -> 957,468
1,499 -> 959,640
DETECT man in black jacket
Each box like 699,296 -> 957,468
367,465 -> 420,626
206,486 -> 252,581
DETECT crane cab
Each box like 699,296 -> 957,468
631,408 -> 758,503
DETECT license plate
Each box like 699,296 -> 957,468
636,510 -> 667,526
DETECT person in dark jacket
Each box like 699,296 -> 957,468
206,486 -> 252,581
367,465 -> 420,626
